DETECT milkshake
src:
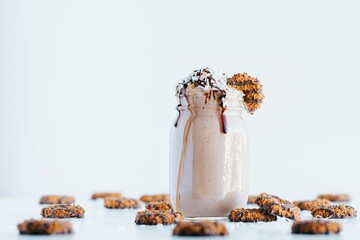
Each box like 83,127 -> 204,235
170,68 -> 263,217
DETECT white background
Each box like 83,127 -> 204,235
1,0 -> 359,198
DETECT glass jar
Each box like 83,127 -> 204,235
169,88 -> 248,217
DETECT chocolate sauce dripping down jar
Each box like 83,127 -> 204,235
169,87 -> 248,218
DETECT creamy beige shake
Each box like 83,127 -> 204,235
170,68 -> 251,217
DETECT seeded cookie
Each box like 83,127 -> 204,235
135,210 -> 183,225
227,73 -> 264,114
247,195 -> 257,204
292,220 -> 342,234
91,192 -> 122,200
18,219 -> 73,235
39,195 -> 75,204
140,194 -> 170,203
294,199 -> 332,211
104,197 -> 141,209
41,204 -> 85,218
145,201 -> 173,211
311,205 -> 357,219
228,208 -> 277,222
173,221 -> 228,236
317,194 -> 351,202
255,192 -> 300,220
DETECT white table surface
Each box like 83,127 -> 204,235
0,196 -> 358,240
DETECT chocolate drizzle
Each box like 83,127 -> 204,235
174,95 -> 182,127
205,92 -> 211,104
174,102 -> 181,128
220,107 -> 227,134
218,90 -> 228,134
174,88 -> 186,127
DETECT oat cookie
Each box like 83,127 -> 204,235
311,205 -> 357,219
39,195 -> 75,204
104,197 -> 141,209
292,220 -> 342,234
317,194 -> 351,202
41,204 -> 85,218
255,192 -> 300,220
228,208 -> 277,222
247,195 -> 257,204
18,219 -> 72,235
140,194 -> 170,203
145,201 -> 173,211
135,210 -> 183,225
173,221 -> 228,236
91,192 -> 122,200
293,199 -> 331,211
227,73 -> 264,114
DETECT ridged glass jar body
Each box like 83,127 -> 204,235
170,90 -> 248,217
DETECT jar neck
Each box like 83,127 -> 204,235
178,106 -> 244,117
174,89 -> 244,132
177,88 -> 244,110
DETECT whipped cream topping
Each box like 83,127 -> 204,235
176,67 -> 228,95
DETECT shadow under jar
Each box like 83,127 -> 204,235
170,87 -> 248,218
